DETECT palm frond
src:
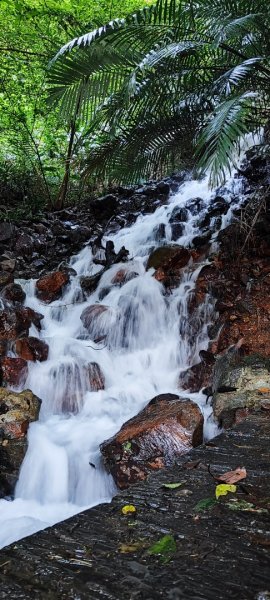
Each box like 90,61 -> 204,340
196,91 -> 260,185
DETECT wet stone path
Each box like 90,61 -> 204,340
0,413 -> 270,600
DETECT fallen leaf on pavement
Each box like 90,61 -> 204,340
194,498 -> 217,512
122,504 -> 136,516
215,484 -> 237,499
148,535 -> 176,563
162,482 -> 184,490
216,467 -> 247,484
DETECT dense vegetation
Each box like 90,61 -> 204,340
1,0 -> 269,214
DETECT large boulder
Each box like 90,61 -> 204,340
212,354 -> 270,428
91,194 -> 118,220
36,271 -> 69,303
147,246 -> 191,289
0,388 -> 41,497
15,337 -> 49,362
0,307 -> 43,341
80,304 -> 110,342
1,357 -> 28,387
100,394 -> 203,489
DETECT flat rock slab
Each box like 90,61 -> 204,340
0,413 -> 270,600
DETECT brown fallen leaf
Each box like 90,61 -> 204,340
216,467 -> 247,484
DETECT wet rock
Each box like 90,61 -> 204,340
0,309 -> 28,341
169,207 -> 188,223
147,245 -> 191,289
80,304 -> 110,341
36,270 -> 70,303
212,354 -> 270,427
0,223 -> 15,243
192,231 -> 211,249
186,197 -> 204,215
58,262 -> 77,277
0,257 -> 16,273
69,226 -> 91,245
15,337 -> 49,362
0,388 -> 41,497
100,393 -> 203,489
0,307 -> 44,341
91,194 -> 118,220
156,181 -> 170,195
15,233 -> 33,256
80,270 -> 105,296
170,222 -> 184,241
86,362 -> 105,391
209,196 -> 228,216
111,269 -> 138,286
1,357 -> 28,387
23,307 -> 44,332
179,361 -> 213,393
1,283 -> 26,305
147,245 -> 191,271
0,271 -> 14,289
152,223 -> 166,241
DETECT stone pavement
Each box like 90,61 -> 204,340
0,413 -> 269,600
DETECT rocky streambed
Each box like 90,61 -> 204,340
0,145 -> 269,565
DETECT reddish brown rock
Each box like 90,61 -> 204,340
36,271 -> 69,303
0,307 -> 44,341
86,362 -> 105,391
1,283 -> 26,304
100,393 -> 203,489
15,337 -> 49,362
178,361 -> 213,393
23,307 -> 44,331
1,357 -> 28,387
146,246 -> 191,288
80,304 -> 109,341
111,269 -> 138,286
0,388 -> 41,496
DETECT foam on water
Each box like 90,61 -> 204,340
0,158 -> 250,549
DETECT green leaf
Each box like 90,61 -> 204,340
227,500 -> 268,513
148,534 -> 177,562
194,498 -> 217,512
162,482 -> 184,489
123,441 -> 132,451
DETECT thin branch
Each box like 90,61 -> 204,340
0,47 -> 49,58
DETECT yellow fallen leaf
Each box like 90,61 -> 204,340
121,504 -> 136,515
118,542 -> 142,553
215,484 -> 237,499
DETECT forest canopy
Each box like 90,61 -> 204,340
0,0 -> 269,213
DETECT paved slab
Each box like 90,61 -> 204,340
0,413 -> 270,600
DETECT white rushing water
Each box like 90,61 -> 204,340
0,169 -> 247,549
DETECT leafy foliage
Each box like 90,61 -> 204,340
49,0 -> 270,186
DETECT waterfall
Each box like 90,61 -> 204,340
0,167 -> 248,549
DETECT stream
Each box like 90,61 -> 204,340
0,169 -> 247,549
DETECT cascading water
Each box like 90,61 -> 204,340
0,168 -> 248,549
